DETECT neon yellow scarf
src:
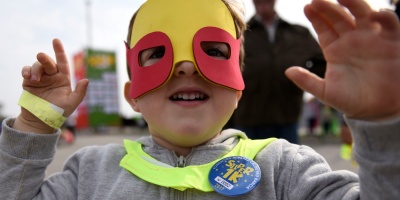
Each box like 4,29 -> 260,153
120,138 -> 277,192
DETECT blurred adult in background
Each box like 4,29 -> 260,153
231,0 -> 326,144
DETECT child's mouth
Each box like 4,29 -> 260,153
169,92 -> 209,101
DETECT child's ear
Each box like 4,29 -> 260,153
124,81 -> 141,112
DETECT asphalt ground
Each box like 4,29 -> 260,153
46,127 -> 358,179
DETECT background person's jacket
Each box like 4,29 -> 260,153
232,17 -> 326,126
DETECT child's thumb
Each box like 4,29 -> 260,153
285,66 -> 324,99
68,79 -> 89,115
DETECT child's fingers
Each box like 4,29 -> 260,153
337,0 -> 371,19
21,66 -> 31,79
29,61 -> 45,82
311,0 -> 355,36
337,0 -> 376,30
304,4 -> 338,48
52,38 -> 70,75
29,39 -> 70,82
371,10 -> 400,40
36,52 -> 58,75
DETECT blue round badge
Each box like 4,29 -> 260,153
208,156 -> 261,196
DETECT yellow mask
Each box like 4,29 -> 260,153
126,0 -> 244,98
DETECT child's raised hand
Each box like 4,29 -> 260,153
286,0 -> 400,121
15,39 -> 88,132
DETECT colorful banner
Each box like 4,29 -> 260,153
73,49 -> 120,128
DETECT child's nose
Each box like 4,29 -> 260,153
173,61 -> 198,77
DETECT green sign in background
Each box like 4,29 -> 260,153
85,49 -> 120,127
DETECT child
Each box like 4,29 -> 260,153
1,0 -> 399,199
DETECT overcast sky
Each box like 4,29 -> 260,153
0,0 -> 393,118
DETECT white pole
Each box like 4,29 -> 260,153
86,0 -> 93,48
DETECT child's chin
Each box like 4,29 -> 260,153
172,135 -> 213,148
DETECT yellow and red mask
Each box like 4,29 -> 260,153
126,0 -> 244,98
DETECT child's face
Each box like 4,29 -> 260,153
124,0 -> 243,148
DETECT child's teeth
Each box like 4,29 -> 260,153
172,92 -> 205,100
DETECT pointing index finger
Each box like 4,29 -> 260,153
52,38 -> 70,75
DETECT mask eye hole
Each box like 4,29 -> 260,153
139,46 -> 166,67
200,42 -> 231,60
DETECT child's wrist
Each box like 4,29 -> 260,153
13,109 -> 56,134
17,90 -> 66,129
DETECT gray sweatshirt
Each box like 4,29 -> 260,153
0,117 -> 399,200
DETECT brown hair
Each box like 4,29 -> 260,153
126,0 -> 247,79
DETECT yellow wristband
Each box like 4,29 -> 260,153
18,90 -> 66,129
